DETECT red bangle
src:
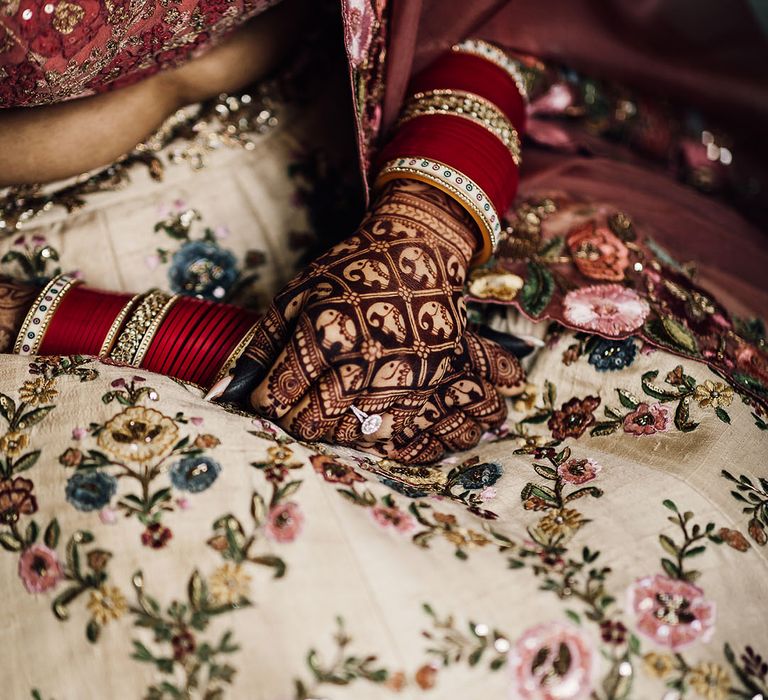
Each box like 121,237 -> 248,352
39,286 -> 132,356
409,52 -> 527,134
377,114 -> 519,216
142,297 -> 206,375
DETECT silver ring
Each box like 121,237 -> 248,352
349,405 -> 382,435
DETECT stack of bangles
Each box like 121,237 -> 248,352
12,273 -> 259,390
375,38 -> 528,264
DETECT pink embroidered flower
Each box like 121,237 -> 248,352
371,504 -> 416,534
344,0 -> 376,67
563,284 -> 649,336
557,458 -> 602,484
265,502 -> 304,543
479,486 -> 498,501
71,427 -> 88,440
622,402 -> 670,436
18,544 -> 63,593
508,621 -> 596,700
567,224 -> 630,282
99,507 -> 117,525
628,575 -> 716,650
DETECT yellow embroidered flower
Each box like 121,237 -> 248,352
0,431 -> 30,458
643,652 -> 675,678
19,378 -> 58,406
692,380 -> 734,409
209,563 -> 252,605
267,445 -> 293,463
513,385 -> 538,412
97,406 -> 179,462
687,662 -> 731,700
536,508 -> 584,540
87,585 -> 127,624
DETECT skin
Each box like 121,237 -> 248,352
0,0 -> 308,186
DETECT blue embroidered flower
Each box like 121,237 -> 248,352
65,471 -> 117,511
588,337 -> 637,371
455,462 -> 503,490
379,477 -> 429,499
169,456 -> 221,493
168,241 -> 238,301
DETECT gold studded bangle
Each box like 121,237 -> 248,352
212,322 -> 260,386
98,293 -> 145,358
108,290 -> 175,366
13,273 -> 81,355
398,89 -> 521,166
451,39 -> 529,102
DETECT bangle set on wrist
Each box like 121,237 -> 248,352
14,274 -> 259,390
374,38 -> 528,265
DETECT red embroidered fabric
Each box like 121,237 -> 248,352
0,0 -> 281,108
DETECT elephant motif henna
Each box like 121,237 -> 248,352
221,179 -> 525,463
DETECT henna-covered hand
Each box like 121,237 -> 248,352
220,179 -> 524,463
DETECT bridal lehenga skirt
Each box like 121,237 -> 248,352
1,80 -> 766,700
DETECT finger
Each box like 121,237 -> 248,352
250,315 -> 331,419
365,433 -> 445,465
461,331 -> 526,396
442,375 -> 508,432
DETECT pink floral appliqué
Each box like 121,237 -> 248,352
628,574 -> 716,650
508,621 -> 596,700
562,284 -> 649,337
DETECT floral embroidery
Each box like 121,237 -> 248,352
587,337 -> 637,371
562,283 -> 650,336
293,617 -> 391,699
0,234 -> 61,284
264,501 -> 304,543
58,376 -> 222,547
129,568 -> 245,698
547,395 -> 601,440
629,574 -> 716,650
721,470 -> 768,546
590,365 -> 732,437
508,621 -> 597,700
18,543 -> 63,593
557,457 -> 602,485
567,221 -> 630,282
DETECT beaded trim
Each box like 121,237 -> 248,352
452,39 -> 528,102
108,290 -> 174,366
133,294 -> 179,368
399,89 -> 521,165
376,157 -> 500,255
213,322 -> 260,386
98,293 -> 145,357
14,273 -> 81,355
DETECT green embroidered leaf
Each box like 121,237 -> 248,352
188,569 -> 206,611
13,450 -> 40,473
86,619 -> 101,643
52,585 -> 83,620
533,464 -> 558,480
0,531 -> 23,552
250,492 -> 267,526
0,392 -> 15,422
715,407 -> 731,424
519,262 -> 555,317
674,399 -> 699,433
659,534 -> 678,556
250,555 -> 286,579
521,483 -> 558,504
662,499 -> 678,512
590,421 -> 620,437
660,558 -> 680,578
604,406 -> 625,421
661,316 -> 699,354
16,406 -> 56,430
683,545 -> 707,558
641,371 -> 683,401
24,520 -> 39,545
564,487 -> 603,502
538,236 -> 564,258
521,411 -> 551,424
616,389 -> 640,409
564,609 -> 581,625
44,518 -> 61,549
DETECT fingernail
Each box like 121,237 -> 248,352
204,374 -> 232,401
516,333 -> 545,348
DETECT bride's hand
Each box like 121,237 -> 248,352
220,179 -> 524,463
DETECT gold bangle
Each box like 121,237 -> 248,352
375,157 -> 500,265
399,89 -> 521,165
98,293 -> 145,358
451,39 -> 529,102
13,273 -> 81,355
212,322 -> 260,386
133,294 -> 179,367
108,290 -> 174,366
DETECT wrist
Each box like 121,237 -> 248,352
0,279 -> 39,352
